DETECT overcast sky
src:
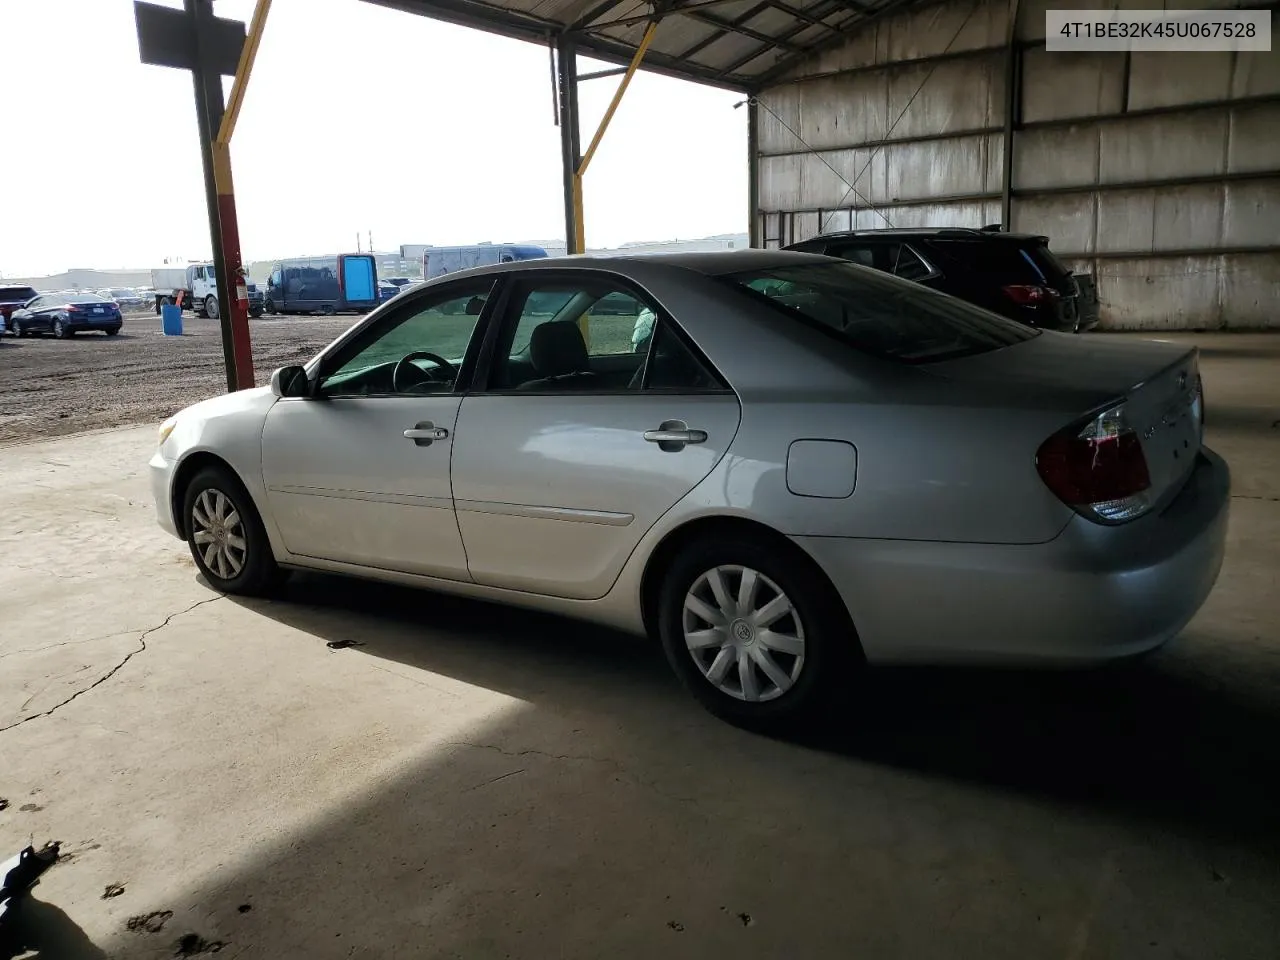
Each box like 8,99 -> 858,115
1,0 -> 747,277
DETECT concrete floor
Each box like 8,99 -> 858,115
1,332 -> 1277,959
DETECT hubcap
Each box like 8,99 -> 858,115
191,487 -> 246,579
682,565 -> 805,702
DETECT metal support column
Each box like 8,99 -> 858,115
135,0 -> 263,392
187,0 -> 244,391
1000,0 -> 1021,232
747,98 -> 760,247
556,36 -> 582,254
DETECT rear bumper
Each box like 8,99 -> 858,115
795,448 -> 1230,665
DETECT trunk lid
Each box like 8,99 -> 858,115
928,332 -> 1202,505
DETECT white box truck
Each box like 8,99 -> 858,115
150,263 -> 263,319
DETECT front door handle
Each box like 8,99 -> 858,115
404,421 -> 449,446
643,419 -> 707,452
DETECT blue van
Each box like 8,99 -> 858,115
422,244 -> 547,280
263,254 -> 379,315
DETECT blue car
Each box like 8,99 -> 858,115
7,292 -> 123,338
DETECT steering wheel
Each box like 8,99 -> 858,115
392,351 -> 457,392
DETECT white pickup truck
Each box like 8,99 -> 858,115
150,264 -> 263,320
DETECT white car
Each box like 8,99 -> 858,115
151,252 -> 1228,728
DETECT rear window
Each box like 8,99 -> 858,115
722,261 -> 1037,365
67,293 -> 108,304
925,239 -> 1070,281
0,287 -> 37,301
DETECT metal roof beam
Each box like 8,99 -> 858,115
364,0 -> 751,88
749,0 -> 922,86
672,0 -> 773,60
710,0 -> 859,77
768,0 -> 850,34
569,0 -> 632,31
681,8 -> 804,52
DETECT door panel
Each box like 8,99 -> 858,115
261,397 -> 468,578
451,394 -> 740,599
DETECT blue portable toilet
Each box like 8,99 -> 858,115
161,303 -> 183,336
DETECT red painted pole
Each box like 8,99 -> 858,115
213,144 -> 254,389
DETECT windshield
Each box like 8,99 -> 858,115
722,261 -> 1038,365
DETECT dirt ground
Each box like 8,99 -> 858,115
0,312 -> 357,445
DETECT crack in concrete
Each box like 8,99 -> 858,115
0,630 -> 142,662
1232,494 -> 1280,502
0,595 -> 224,734
448,740 -> 614,766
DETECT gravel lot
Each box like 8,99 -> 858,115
0,311 -> 359,445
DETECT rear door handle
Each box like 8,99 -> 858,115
404,421 -> 449,446
643,419 -> 707,451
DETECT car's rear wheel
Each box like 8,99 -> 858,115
105,327 -> 120,336
53,319 -> 71,339
657,533 -> 858,731
182,465 -> 282,596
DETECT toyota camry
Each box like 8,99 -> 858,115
150,251 -> 1228,728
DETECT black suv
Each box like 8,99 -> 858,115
786,227 -> 1098,333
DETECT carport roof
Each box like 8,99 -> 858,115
365,0 -> 923,90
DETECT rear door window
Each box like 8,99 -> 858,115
826,242 -> 932,281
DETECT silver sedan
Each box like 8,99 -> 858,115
150,250 -> 1229,728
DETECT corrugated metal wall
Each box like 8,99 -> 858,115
754,0 -> 1280,329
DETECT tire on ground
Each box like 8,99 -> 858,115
181,464 -> 284,596
656,531 -> 860,731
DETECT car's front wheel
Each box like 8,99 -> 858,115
11,322 -> 24,337
657,533 -> 858,731
182,465 -> 282,595
205,295 -> 219,320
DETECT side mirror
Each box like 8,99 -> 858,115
465,296 -> 485,316
271,365 -> 310,399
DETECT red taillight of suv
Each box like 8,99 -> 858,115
1003,284 -> 1058,305
1036,404 -> 1152,523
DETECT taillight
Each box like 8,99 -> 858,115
1036,404 -> 1152,523
1003,284 -> 1058,305
64,303 -> 81,312
1191,374 -> 1205,428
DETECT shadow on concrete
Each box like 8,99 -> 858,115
1,897 -> 108,960
99,568 -> 1278,957
229,571 -> 1280,851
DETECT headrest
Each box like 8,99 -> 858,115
529,321 -> 589,378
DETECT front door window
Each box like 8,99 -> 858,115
318,283 -> 492,397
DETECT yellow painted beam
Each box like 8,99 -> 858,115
576,20 -> 657,180
572,173 -> 586,263
217,0 -> 273,146
571,19 -> 656,259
